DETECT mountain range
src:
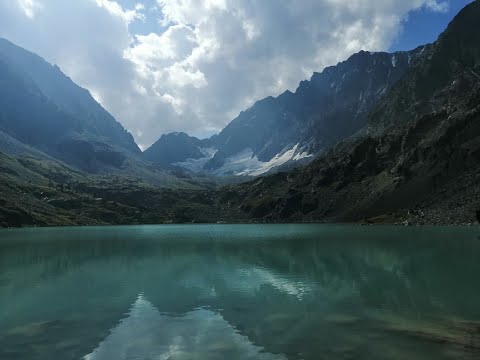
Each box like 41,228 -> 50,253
145,48 -> 422,176
0,38 -> 220,189
0,1 -> 479,227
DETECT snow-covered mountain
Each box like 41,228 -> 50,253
144,48 -> 421,176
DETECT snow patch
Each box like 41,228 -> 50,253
214,144 -> 312,177
174,144 -> 313,177
293,149 -> 312,162
175,147 -> 217,172
391,54 -> 397,68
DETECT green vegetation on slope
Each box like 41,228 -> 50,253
0,151 -> 237,227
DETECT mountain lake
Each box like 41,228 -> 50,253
0,224 -> 479,359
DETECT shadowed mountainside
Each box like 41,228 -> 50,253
0,38 -> 140,172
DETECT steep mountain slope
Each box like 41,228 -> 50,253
145,48 -> 419,176
368,1 -> 480,132
0,38 -> 140,172
213,1 -> 480,225
208,50 -> 418,169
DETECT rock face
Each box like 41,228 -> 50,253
213,1 -> 480,225
145,49 -> 418,176
0,38 -> 140,172
368,1 -> 480,133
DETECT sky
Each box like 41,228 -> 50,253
0,0 -> 473,149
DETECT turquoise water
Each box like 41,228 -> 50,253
0,224 -> 480,359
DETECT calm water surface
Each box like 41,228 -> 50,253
0,224 -> 480,360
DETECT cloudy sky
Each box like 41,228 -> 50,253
0,0 -> 472,149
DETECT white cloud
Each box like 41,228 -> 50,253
0,0 -> 454,148
424,0 -> 449,12
124,25 -> 198,69
95,0 -> 143,22
17,0 -> 42,18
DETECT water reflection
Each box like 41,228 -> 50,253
84,294 -> 283,360
0,225 -> 480,359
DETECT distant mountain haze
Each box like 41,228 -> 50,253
0,38 -> 140,173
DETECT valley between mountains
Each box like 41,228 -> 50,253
1,2 -> 480,227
